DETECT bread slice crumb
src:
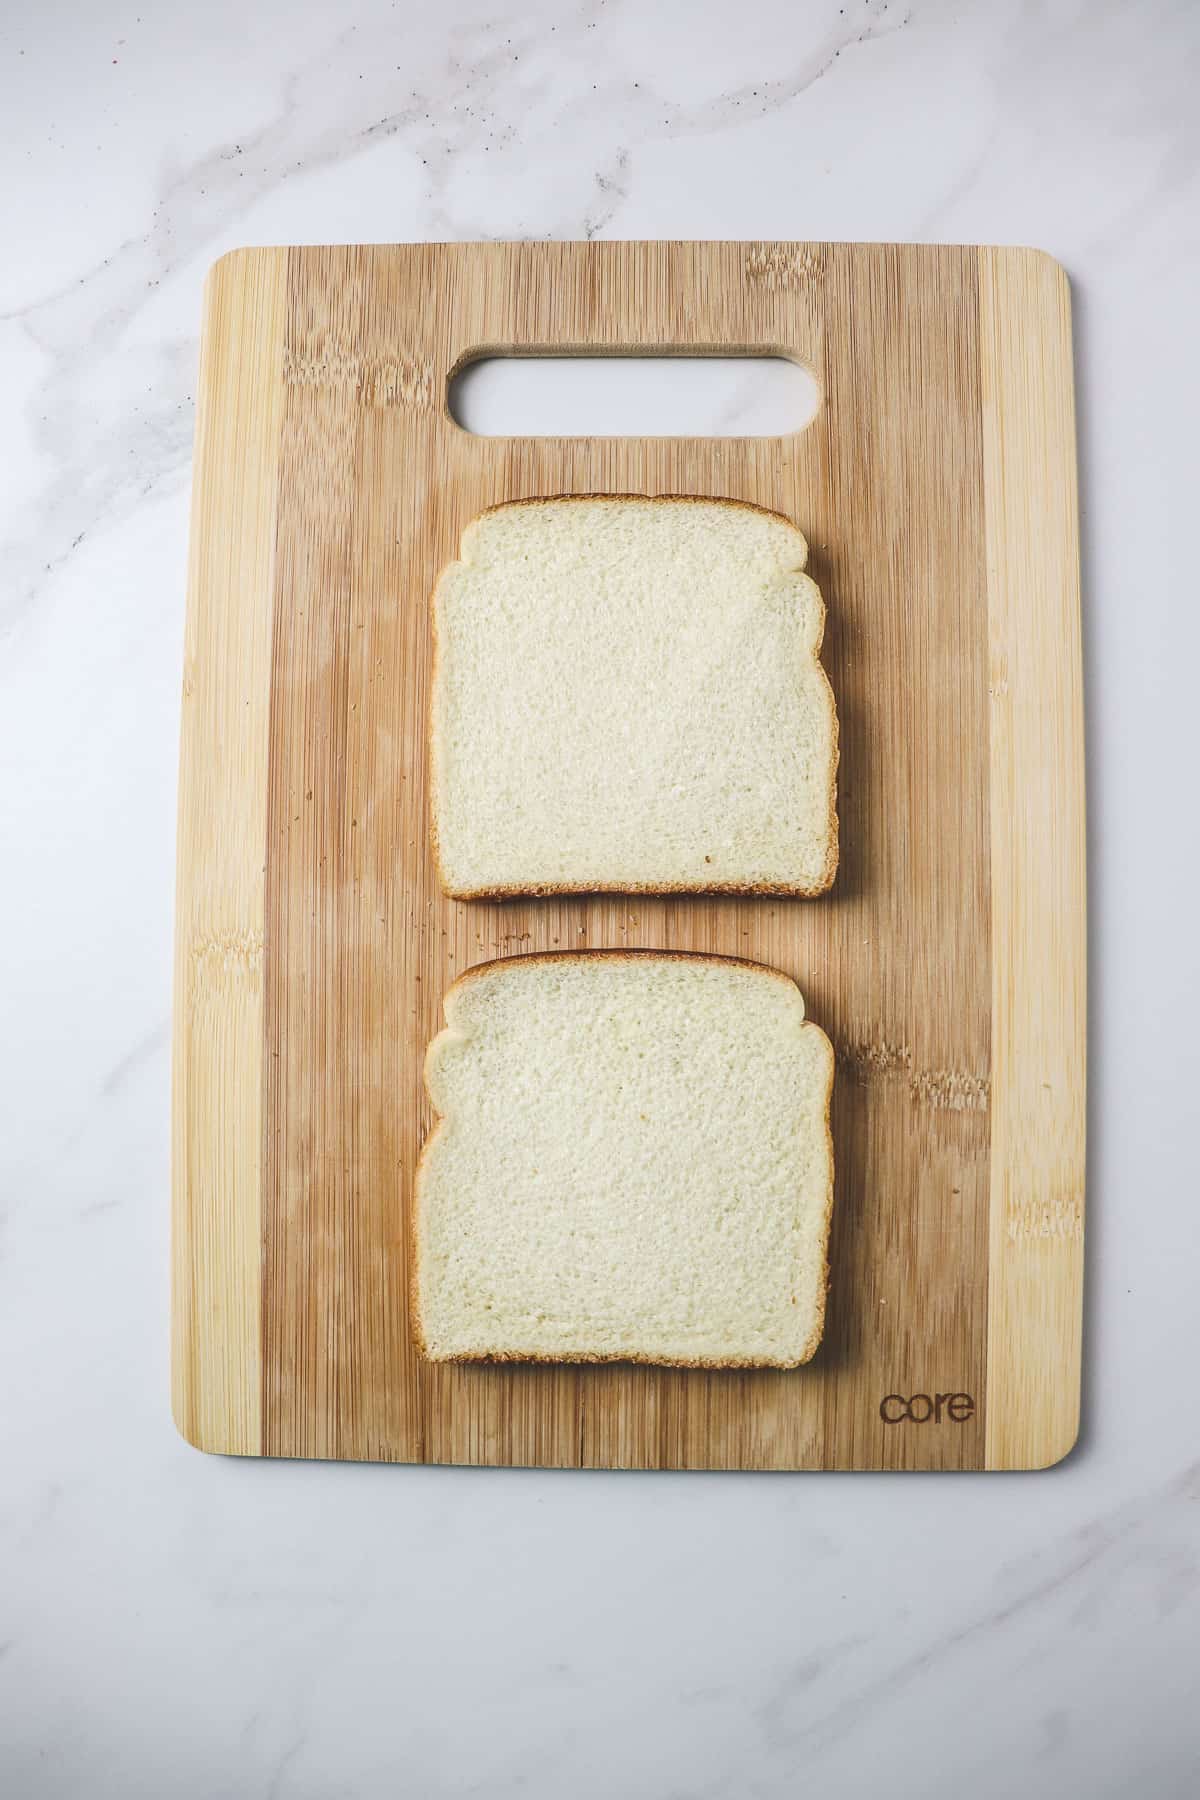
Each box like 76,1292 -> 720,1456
413,950 -> 835,1368
430,496 -> 839,898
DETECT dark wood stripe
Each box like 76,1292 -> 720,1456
816,244 -> 992,1469
262,248 -> 368,1459
258,241 -> 994,1468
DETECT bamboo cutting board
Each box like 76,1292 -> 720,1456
172,241 -> 1085,1471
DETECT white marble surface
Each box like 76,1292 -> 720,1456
2,1 -> 1199,1794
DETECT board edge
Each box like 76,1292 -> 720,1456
171,248 -> 288,1456
979,246 -> 1087,1472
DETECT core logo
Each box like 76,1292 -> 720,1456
879,1392 -> 975,1425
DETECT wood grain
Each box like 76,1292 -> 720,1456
980,249 -> 1086,1469
172,250 -> 285,1454
172,241 -> 1086,1470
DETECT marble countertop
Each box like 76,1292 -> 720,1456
3,1 -> 1198,1794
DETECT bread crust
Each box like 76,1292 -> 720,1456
428,494 -> 839,900
410,948 -> 836,1371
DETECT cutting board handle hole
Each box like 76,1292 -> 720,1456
448,354 -> 819,439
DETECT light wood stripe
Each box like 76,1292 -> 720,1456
171,249 -> 286,1454
980,248 -> 1087,1469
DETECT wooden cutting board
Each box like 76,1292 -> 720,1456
172,241 -> 1085,1471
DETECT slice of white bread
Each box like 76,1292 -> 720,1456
413,951 -> 835,1368
430,496 -> 838,898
